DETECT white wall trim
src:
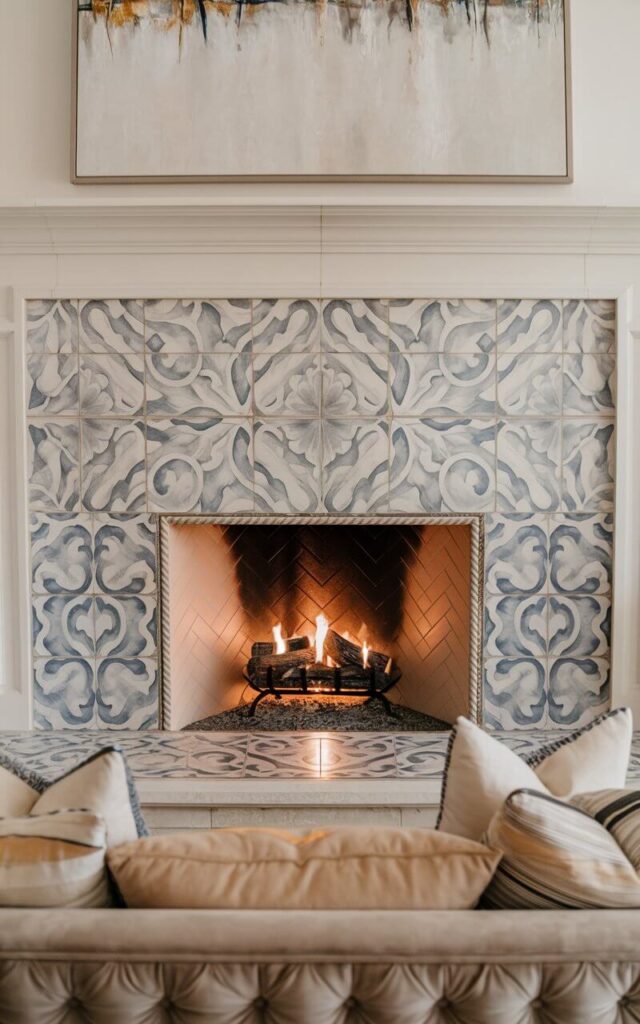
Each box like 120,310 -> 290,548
4,205 -> 640,257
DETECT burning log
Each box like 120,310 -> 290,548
251,635 -> 310,658
247,647 -> 315,682
324,628 -> 391,676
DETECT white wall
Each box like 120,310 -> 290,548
0,0 -> 639,207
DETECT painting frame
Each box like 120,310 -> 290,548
70,0 -> 573,185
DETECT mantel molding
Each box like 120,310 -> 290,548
2,204 -> 640,256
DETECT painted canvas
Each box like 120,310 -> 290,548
73,0 -> 571,182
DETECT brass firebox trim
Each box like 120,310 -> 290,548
157,513 -> 484,730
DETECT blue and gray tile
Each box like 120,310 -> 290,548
94,514 -> 156,595
564,300 -> 616,354
32,595 -> 94,658
81,419 -> 146,512
497,420 -> 561,513
31,513 -> 93,595
562,420 -> 615,512
26,355 -> 79,416
497,353 -> 562,416
28,421 -> 81,511
322,353 -> 388,417
322,420 -> 389,513
253,299 -> 320,353
389,299 -> 495,354
26,300 -> 78,355
146,352 -> 251,417
390,418 -> 495,513
94,595 -> 156,658
548,657 -> 610,727
95,658 -> 158,729
33,658 -> 96,729
484,514 -> 548,596
563,355 -> 616,415
497,300 -> 562,353
254,353 -> 321,417
79,354 -> 145,416
79,300 -> 145,354
485,595 -> 548,657
391,352 -> 495,417
484,657 -> 548,729
548,595 -> 611,658
147,417 -> 254,513
254,420 -> 321,513
145,299 -> 252,354
322,300 -> 389,354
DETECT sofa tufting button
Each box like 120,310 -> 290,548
254,996 -> 268,1011
531,998 -> 544,1010
620,995 -> 631,1007
345,996 -> 358,1009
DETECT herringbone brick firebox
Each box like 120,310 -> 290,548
159,517 -> 483,730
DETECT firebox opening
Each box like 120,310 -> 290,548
159,517 -> 482,731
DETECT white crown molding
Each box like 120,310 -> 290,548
3,204 -> 640,256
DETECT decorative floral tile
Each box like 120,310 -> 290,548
485,595 -> 548,657
95,658 -> 158,729
147,417 -> 254,513
321,300 -> 389,354
549,514 -> 613,595
497,353 -> 562,416
484,657 -> 547,729
496,420 -> 561,513
94,514 -> 156,595
322,420 -> 389,513
322,353 -> 389,416
28,421 -> 81,511
245,734 -> 322,778
562,420 -> 615,512
79,300 -> 145,354
497,300 -> 563,353
564,300 -> 616,353
484,514 -> 548,596
33,658 -> 96,729
388,299 -> 495,354
32,595 -> 94,657
81,419 -> 146,512
94,595 -> 156,658
79,354 -> 145,416
26,300 -> 78,355
26,355 -> 79,416
185,734 -> 248,777
548,595 -> 611,658
254,353 -> 321,417
320,735 -> 396,778
563,354 -> 616,415
389,418 -> 495,513
252,300 -> 321,353
547,657 -> 610,727
146,353 -> 251,416
145,299 -> 252,354
391,353 -> 495,417
31,513 -> 93,595
394,735 -> 449,778
254,420 -> 321,513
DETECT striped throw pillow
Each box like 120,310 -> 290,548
483,788 -> 640,909
573,790 -> 640,869
0,810 -> 111,908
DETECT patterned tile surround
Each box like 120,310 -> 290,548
4,729 -> 640,784
26,298 -> 616,732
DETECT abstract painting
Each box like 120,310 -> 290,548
73,0 -> 571,182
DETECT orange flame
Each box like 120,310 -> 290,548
362,641 -> 369,669
315,614 -> 329,664
272,623 -> 286,655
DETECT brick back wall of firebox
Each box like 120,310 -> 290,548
27,298 -> 615,731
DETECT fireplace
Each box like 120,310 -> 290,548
158,516 -> 483,730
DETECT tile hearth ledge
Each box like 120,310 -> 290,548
4,728 -> 640,832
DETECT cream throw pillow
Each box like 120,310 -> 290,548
0,810 -> 111,908
108,826 -> 501,911
0,747 -> 147,847
437,708 -> 632,840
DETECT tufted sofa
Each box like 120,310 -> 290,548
2,908 -> 640,1023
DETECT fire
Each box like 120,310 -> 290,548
314,614 -> 329,664
272,623 -> 286,655
362,641 -> 369,669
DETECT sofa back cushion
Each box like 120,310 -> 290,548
108,826 -> 501,911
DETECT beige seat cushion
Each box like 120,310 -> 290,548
0,810 -> 111,908
108,826 -> 501,910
